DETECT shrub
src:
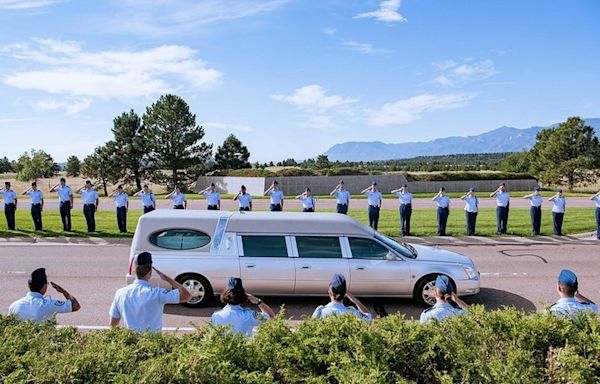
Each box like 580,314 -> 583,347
407,172 -> 535,181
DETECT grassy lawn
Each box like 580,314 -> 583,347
0,207 -> 596,238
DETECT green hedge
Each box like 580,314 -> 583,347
2,307 -> 600,383
407,172 -> 535,181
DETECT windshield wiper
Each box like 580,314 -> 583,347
401,242 -> 418,257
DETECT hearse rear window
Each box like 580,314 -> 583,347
149,229 -> 211,250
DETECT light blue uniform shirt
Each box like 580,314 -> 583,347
26,190 -> 44,205
8,292 -> 72,323
335,190 -> 350,204
139,191 -> 155,207
113,193 -> 128,208
171,192 -> 186,207
365,191 -> 382,207
593,196 -> 600,208
0,189 -> 17,205
312,302 -> 373,321
420,302 -> 465,324
237,193 -> 252,208
549,298 -> 598,319
434,195 -> 450,208
396,192 -> 413,205
552,197 -> 566,213
528,195 -> 543,207
495,191 -> 510,207
211,304 -> 270,337
109,279 -> 180,332
203,191 -> 221,206
268,190 -> 284,205
56,185 -> 72,203
78,189 -> 99,205
463,196 -> 478,213
299,195 -> 316,209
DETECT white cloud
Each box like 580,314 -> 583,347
343,41 -> 391,55
322,27 -> 337,36
108,0 -> 290,35
354,0 -> 406,23
205,122 -> 253,133
272,84 -> 357,112
2,38 -> 222,107
432,59 -> 496,86
297,115 -> 339,130
0,0 -> 65,9
366,93 -> 471,126
35,98 -> 92,115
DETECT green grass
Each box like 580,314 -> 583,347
0,207 -> 596,238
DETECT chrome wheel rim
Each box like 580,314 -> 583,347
183,279 -> 205,304
422,280 -> 437,306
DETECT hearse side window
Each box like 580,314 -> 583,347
349,237 -> 389,260
296,236 -> 342,259
149,229 -> 211,250
242,236 -> 288,257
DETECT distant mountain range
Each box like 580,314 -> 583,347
324,118 -> 600,162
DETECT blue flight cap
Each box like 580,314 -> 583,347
330,273 -> 347,295
558,269 -> 578,287
435,275 -> 452,294
339,179 -> 344,184
402,183 -> 408,188
371,181 -> 377,186
440,187 -> 446,192
135,252 -> 152,266
468,187 -> 475,193
534,186 -> 541,192
226,277 -> 245,294
273,180 -> 279,185
28,268 -> 47,286
557,188 -> 563,193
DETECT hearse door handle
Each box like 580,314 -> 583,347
245,263 -> 256,268
300,265 -> 311,269
355,266 -> 366,270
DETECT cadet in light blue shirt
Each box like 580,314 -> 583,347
461,188 -> 479,236
330,180 -> 350,214
549,189 -> 566,235
109,185 -> 129,233
1,181 -> 18,230
420,275 -> 468,324
490,183 -> 510,235
312,274 -> 372,321
8,268 -> 81,323
211,277 -> 275,337
234,185 -> 253,211
133,184 -> 156,214
264,180 -> 284,211
50,178 -> 73,231
361,182 -> 382,230
432,187 -> 451,236
75,181 -> 99,232
524,186 -> 544,235
22,181 -> 44,231
391,184 -> 413,236
591,190 -> 600,240
548,269 -> 598,319
166,185 -> 187,209
109,252 -> 192,332
199,183 -> 221,210
296,187 -> 316,212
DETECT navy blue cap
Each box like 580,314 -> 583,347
500,182 -> 506,186
339,179 -> 344,184
330,273 -> 347,295
558,269 -> 578,287
468,187 -> 475,192
28,268 -> 47,286
557,188 -> 563,193
273,180 -> 278,185
226,277 -> 245,294
135,252 -> 152,266
402,184 -> 408,188
371,181 -> 377,186
534,186 -> 541,191
435,275 -> 452,294
440,187 -> 445,192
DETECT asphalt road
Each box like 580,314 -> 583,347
13,196 -> 598,212
2,240 -> 598,329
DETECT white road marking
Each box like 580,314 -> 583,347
480,272 -> 528,277
0,270 -> 27,275
58,325 -> 199,332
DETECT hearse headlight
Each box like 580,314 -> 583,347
463,266 -> 478,280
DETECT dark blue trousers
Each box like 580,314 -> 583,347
437,207 -> 449,236
496,205 -> 509,234
368,205 -> 380,230
83,204 -> 96,232
530,206 -> 541,235
4,203 -> 15,230
466,211 -> 477,236
270,204 -> 282,212
60,201 -> 72,231
31,203 -> 42,230
116,206 -> 127,233
552,212 -> 564,235
336,203 -> 348,214
400,203 -> 412,236
595,207 -> 600,240
143,206 -> 154,214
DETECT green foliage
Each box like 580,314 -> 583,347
65,155 -> 81,177
324,167 -> 373,176
530,116 -> 600,191
215,134 -> 251,170
14,149 -> 56,181
501,151 -> 531,173
407,172 -> 534,181
110,109 -> 154,191
0,156 -> 13,173
81,145 -> 119,196
314,154 -> 331,169
143,94 -> 213,189
2,309 -> 600,383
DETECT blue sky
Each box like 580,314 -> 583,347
0,0 -> 599,163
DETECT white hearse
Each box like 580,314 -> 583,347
128,210 -> 480,307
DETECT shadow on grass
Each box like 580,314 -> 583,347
0,229 -> 132,238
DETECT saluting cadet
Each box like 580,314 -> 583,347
8,268 -> 81,323
109,252 -> 191,332
391,184 -> 413,236
109,185 -> 129,233
549,189 -> 566,236
50,178 -> 73,231
234,185 -> 252,211
432,187 -> 450,236
590,191 -> 600,240
166,185 -> 187,209
548,269 -> 598,318
361,182 -> 382,230
75,181 -> 99,232
0,181 -> 17,230
211,277 -> 276,337
420,275 -> 468,324
490,182 -> 510,235
524,186 -> 544,236
330,180 -> 350,214
296,187 -> 316,212
312,274 -> 372,321
461,188 -> 478,236
199,183 -> 221,210
22,182 -> 44,231
133,184 -> 156,214
264,180 -> 284,211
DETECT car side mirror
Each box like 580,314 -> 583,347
385,251 -> 397,261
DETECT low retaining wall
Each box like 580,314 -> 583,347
196,176 -> 538,195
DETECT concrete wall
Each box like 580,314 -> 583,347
196,175 -> 538,195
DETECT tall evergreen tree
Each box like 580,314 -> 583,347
65,155 -> 81,177
215,134 -> 251,170
0,156 -> 14,173
81,144 -> 119,196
